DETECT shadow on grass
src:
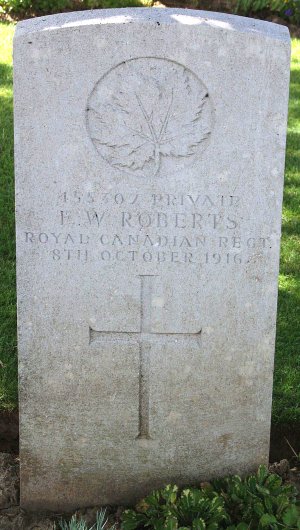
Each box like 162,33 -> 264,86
287,56 -> 300,129
0,58 -> 17,410
0,60 -> 13,88
285,131 -> 300,177
272,46 -> 299,424
273,283 -> 300,423
0,62 -> 13,88
0,89 -> 15,257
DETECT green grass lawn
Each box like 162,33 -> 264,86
0,22 -> 299,423
273,38 -> 300,423
0,21 -> 17,411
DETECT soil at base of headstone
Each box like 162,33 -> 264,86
0,412 -> 300,528
0,453 -> 299,530
0,410 -> 18,455
0,458 -> 298,530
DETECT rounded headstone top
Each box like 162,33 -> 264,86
14,7 -> 290,43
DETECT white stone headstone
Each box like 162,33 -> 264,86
14,8 -> 290,511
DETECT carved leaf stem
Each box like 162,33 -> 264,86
87,58 -> 212,177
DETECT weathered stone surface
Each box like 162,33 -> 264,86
14,8 -> 290,512
0,453 -> 19,509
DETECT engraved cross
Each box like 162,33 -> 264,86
89,275 -> 201,439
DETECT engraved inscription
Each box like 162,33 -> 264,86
23,189 -> 274,267
86,58 -> 213,178
89,275 -> 201,439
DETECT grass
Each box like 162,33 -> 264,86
0,21 -> 17,410
0,21 -> 299,423
272,38 -> 300,423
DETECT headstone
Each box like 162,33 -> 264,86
14,8 -> 290,511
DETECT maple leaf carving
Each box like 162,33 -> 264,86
87,58 -> 213,178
